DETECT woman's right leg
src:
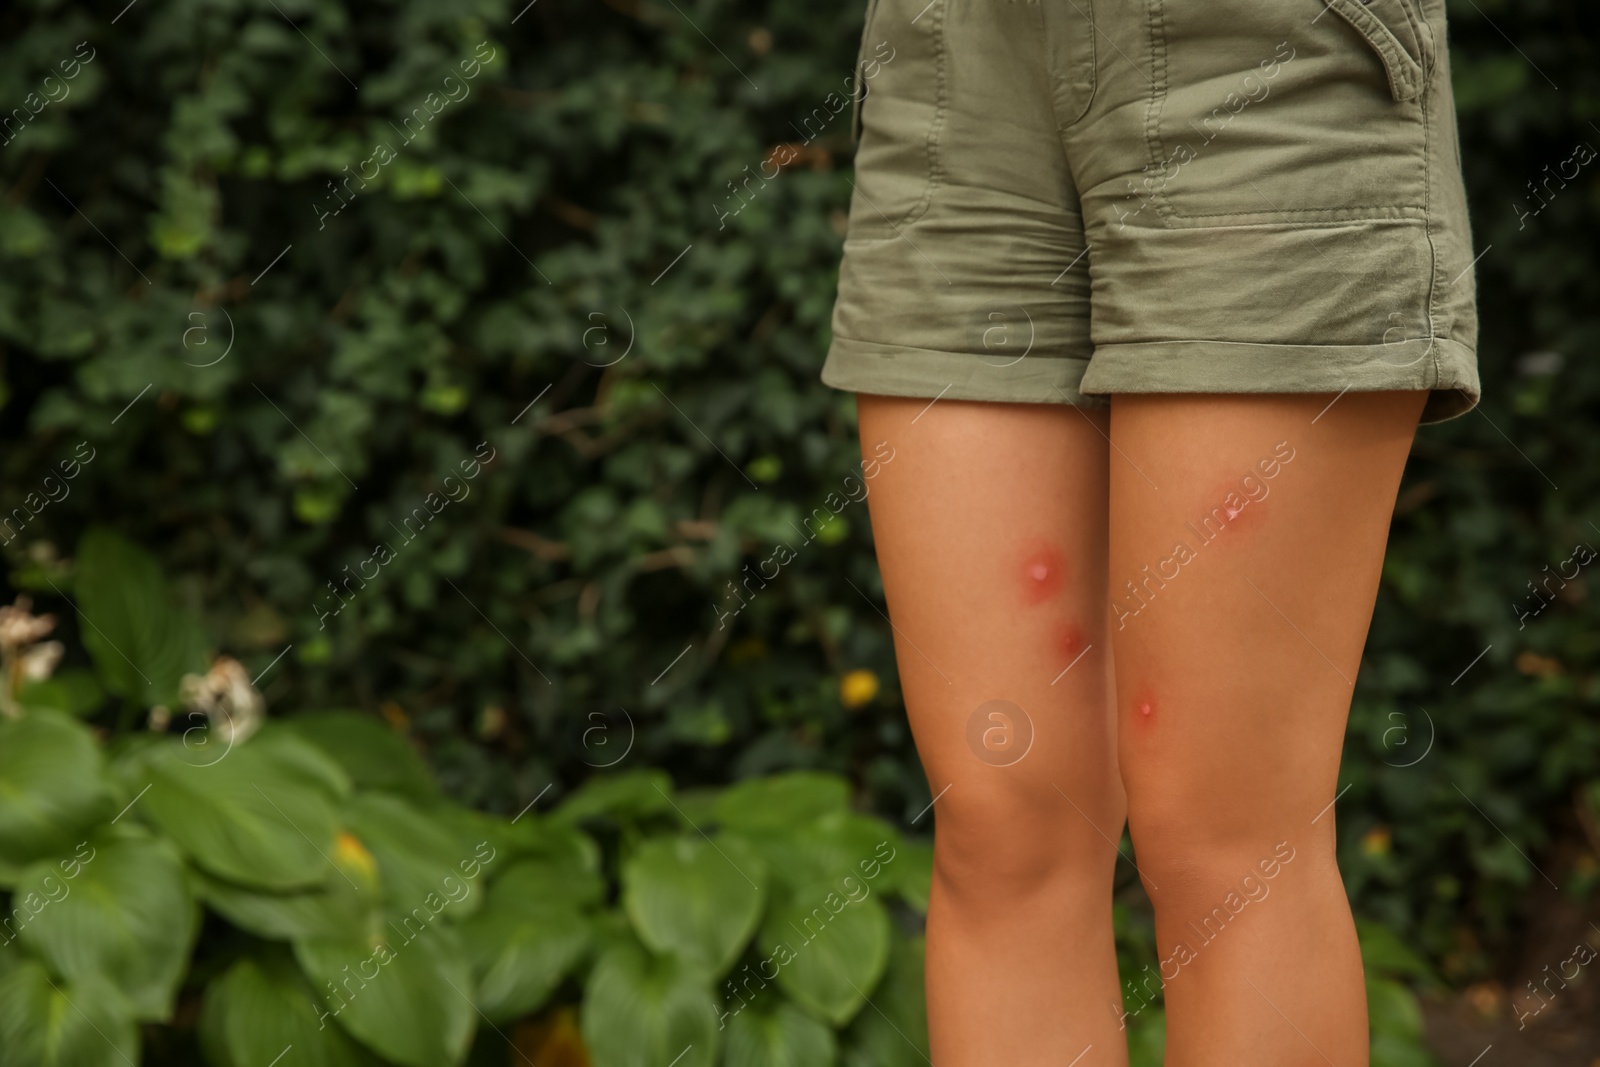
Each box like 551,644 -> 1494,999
856,393 -> 1127,1066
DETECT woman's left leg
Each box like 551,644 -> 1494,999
1106,390 -> 1426,1065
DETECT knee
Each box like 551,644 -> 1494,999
1123,781 -> 1314,906
930,779 -> 1120,909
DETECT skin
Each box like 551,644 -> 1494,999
857,389 -> 1426,1067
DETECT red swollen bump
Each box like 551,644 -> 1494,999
1018,542 -> 1067,606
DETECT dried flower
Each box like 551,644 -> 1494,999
179,656 -> 265,746
18,640 -> 63,682
0,595 -> 55,653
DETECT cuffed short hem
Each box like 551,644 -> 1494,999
1077,336 -> 1480,424
822,335 -> 1107,407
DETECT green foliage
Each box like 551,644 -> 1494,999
0,0 -> 1597,1058
0,531 -> 931,1066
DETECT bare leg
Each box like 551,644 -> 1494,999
1107,391 -> 1425,1066
857,394 -> 1127,1067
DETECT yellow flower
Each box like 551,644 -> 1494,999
1361,825 -> 1392,857
333,831 -> 379,887
840,669 -> 879,709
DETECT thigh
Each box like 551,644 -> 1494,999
856,394 -> 1120,849
1107,391 -> 1425,850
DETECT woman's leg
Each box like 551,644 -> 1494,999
857,393 -> 1127,1066
1107,391 -> 1426,1066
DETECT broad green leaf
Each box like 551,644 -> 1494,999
713,773 -> 850,835
760,882 -> 890,1026
622,835 -> 766,977
73,527 -> 209,708
497,814 -> 603,874
0,712 -> 114,873
580,939 -> 719,1067
248,728 -> 354,802
1366,978 -> 1425,1040
201,951 -> 382,1067
14,829 -> 198,1021
295,924 -> 475,1067
16,671 -> 105,718
0,962 -> 140,1067
193,864 -> 380,943
892,841 -> 932,914
1357,920 -> 1435,982
341,793 -> 487,920
491,853 -> 604,911
725,1000 -> 837,1067
132,738 -> 341,890
731,812 -> 901,900
280,712 -> 438,801
556,770 -> 677,826
1370,1031 -> 1435,1067
842,936 -> 928,1067
460,897 -> 591,1023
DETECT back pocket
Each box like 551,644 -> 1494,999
1141,0 -> 1427,225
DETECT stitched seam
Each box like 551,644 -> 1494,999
1393,0 -> 1429,74
1160,205 -> 1427,221
1096,337 -> 1456,353
1144,0 -> 1174,222
1335,0 -> 1420,99
835,334 -> 1094,363
1420,12 -> 1442,391
896,0 -> 946,228
1057,0 -> 1097,128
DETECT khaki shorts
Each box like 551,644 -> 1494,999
822,0 -> 1480,423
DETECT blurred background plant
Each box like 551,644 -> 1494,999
0,0 -> 1595,1062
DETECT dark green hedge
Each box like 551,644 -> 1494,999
0,0 -> 1596,989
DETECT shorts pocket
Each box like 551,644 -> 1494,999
1326,0 -> 1432,101
846,0 -> 945,231
1138,0 -> 1428,225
